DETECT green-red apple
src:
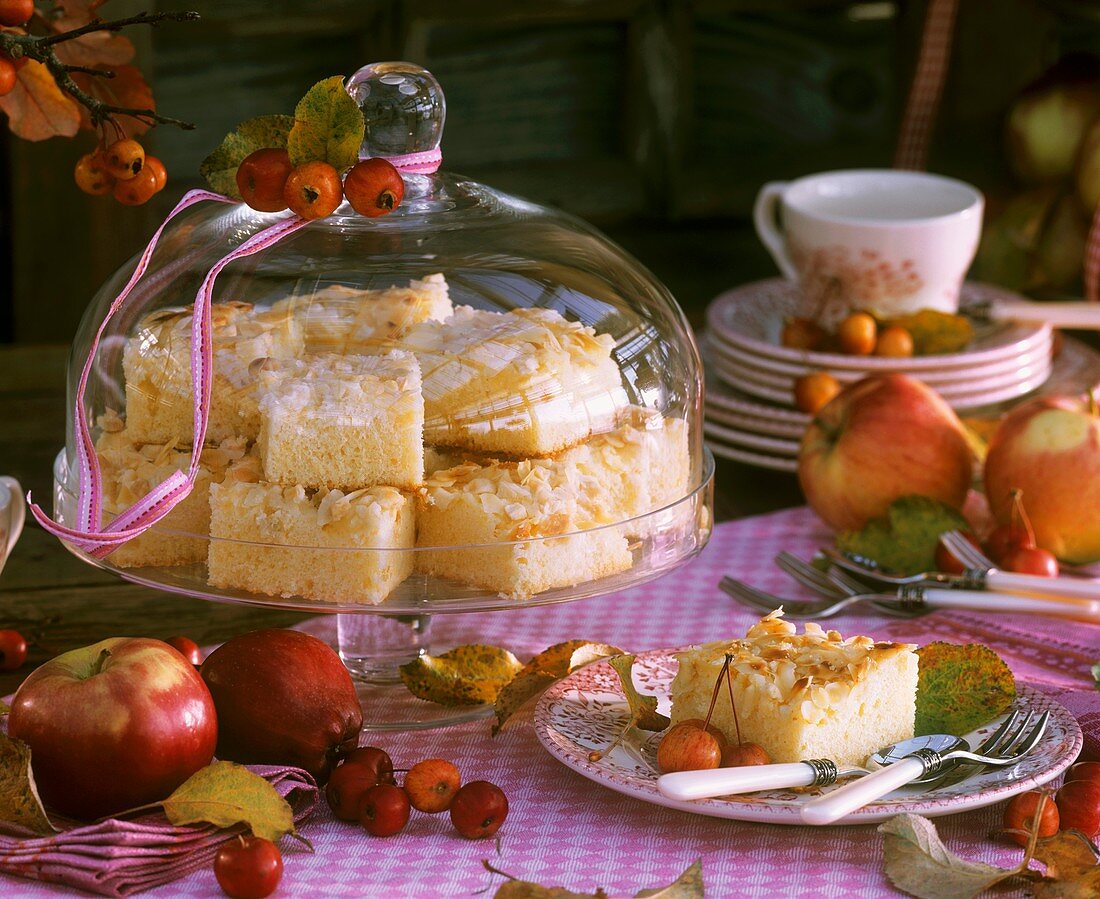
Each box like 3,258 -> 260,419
798,374 -> 973,531
984,393 -> 1100,563
8,638 -> 217,819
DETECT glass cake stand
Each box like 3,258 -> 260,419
53,449 -> 714,730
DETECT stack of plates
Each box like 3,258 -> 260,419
702,280 -> 1058,473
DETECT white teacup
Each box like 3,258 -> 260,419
753,169 -> 983,322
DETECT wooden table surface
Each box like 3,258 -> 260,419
0,344 -> 804,695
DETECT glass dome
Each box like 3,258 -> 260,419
52,62 -> 713,618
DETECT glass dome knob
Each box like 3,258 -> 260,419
346,62 -> 445,158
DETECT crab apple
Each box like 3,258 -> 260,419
450,781 -> 508,839
0,629 -> 27,671
404,758 -> 461,813
1002,791 -> 1059,847
1066,761 -> 1100,788
343,158 -> 404,217
236,148 -> 292,213
74,153 -> 114,196
935,532 -> 981,575
166,636 -> 202,666
1056,779 -> 1100,837
113,167 -> 159,206
214,836 -> 283,899
283,161 -> 342,220
343,746 -> 395,784
0,0 -> 33,26
0,57 -> 16,96
781,317 -> 825,351
358,783 -> 410,837
144,155 -> 167,193
793,372 -> 841,415
875,325 -> 914,358
325,762 -> 380,821
838,312 -> 877,355
657,722 -> 722,773
103,139 -> 145,181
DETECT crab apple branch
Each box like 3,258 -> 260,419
0,10 -> 198,130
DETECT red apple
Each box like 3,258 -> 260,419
984,394 -> 1100,563
200,629 -> 362,783
8,637 -> 217,820
797,374 -> 973,531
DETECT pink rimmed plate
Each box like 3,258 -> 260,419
534,650 -> 1080,825
706,280 -> 1051,371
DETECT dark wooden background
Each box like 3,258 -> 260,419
2,0 -> 1097,343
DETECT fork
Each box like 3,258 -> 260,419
821,547 -> 983,588
801,710 -> 1049,824
720,573 -> 1100,620
773,553 -> 919,618
941,530 -> 1100,601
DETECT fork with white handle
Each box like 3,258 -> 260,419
800,711 -> 1049,825
940,530 -> 1100,601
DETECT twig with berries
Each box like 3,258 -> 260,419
0,8 -> 198,132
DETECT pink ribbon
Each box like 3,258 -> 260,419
31,145 -> 442,559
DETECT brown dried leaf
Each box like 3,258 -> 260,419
878,814 -> 1023,899
72,65 -> 153,137
0,734 -> 57,835
400,644 -> 523,706
490,861 -> 703,898
492,640 -> 623,735
608,654 -> 670,732
52,18 -> 134,68
161,761 -> 295,842
1032,830 -> 1100,897
0,60 -> 81,141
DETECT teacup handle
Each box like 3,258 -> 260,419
753,181 -> 799,281
0,477 -> 25,559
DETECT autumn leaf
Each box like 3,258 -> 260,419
608,654 -> 670,731
71,64 -> 153,137
915,642 -> 1016,737
488,860 -> 703,898
0,734 -> 56,835
287,75 -> 364,170
493,640 -> 623,735
400,645 -> 524,706
878,814 -> 1024,899
200,114 -> 295,198
1091,660 -> 1099,690
883,310 -> 974,355
0,59 -> 81,141
1032,831 -> 1100,898
52,19 -> 134,68
836,495 -> 968,576
161,761 -> 295,842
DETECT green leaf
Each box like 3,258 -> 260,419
489,860 -> 703,898
200,114 -> 295,198
493,640 -> 623,736
0,734 -> 56,835
878,814 -> 1023,899
287,75 -> 364,170
883,310 -> 974,355
608,654 -> 670,732
915,642 -> 1016,737
161,761 -> 295,842
401,644 -> 524,707
836,495 -> 968,576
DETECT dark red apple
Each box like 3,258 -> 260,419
200,629 -> 361,783
8,637 -> 217,820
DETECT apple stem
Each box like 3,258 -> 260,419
1010,488 -> 1037,549
94,799 -> 163,822
88,648 -> 111,678
723,653 -> 743,746
703,656 -> 730,731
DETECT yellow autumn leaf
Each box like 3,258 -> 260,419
287,75 -> 364,170
161,761 -> 295,842
400,644 -> 523,706
883,309 -> 974,356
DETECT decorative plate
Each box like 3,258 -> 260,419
703,404 -> 806,440
702,421 -> 800,457
534,650 -> 1081,824
704,441 -> 798,472
705,280 -> 1051,371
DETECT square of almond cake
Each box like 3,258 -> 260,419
270,273 -> 452,354
123,301 -> 303,445
95,411 -> 248,568
401,306 -> 626,457
207,457 -> 415,604
669,611 -> 918,767
256,351 -> 423,490
416,456 -> 632,599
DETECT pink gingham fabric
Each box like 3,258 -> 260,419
1,506 -> 1097,897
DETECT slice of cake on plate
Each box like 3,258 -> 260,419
669,611 -> 918,766
123,301 -> 303,445
256,351 -> 423,490
95,411 -> 248,568
207,456 -> 415,604
416,456 -> 632,599
271,273 -> 452,354
401,306 -> 626,456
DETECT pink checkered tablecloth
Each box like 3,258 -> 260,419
2,506 -> 1097,898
